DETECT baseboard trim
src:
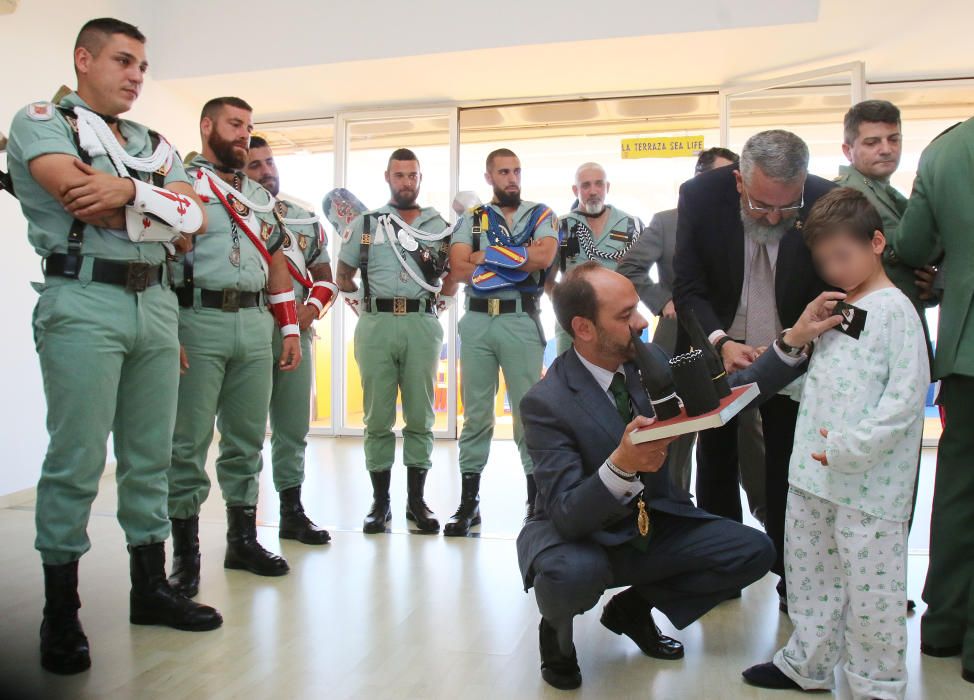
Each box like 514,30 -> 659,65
0,461 -> 117,508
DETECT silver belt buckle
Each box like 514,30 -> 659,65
487,298 -> 501,317
393,297 -> 408,316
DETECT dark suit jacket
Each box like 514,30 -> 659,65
672,164 -> 834,348
515,344 -> 805,589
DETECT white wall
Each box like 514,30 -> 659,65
0,2 -> 199,498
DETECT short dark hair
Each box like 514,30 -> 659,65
248,135 -> 269,150
844,100 -> 901,146
553,261 -> 603,338
201,96 -> 253,122
75,18 -> 146,57
486,148 -> 518,171
802,187 -> 883,248
695,147 -> 739,174
387,148 -> 419,169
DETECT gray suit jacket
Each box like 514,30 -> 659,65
617,208 -> 678,315
516,344 -> 805,589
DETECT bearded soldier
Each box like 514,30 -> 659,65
166,97 -> 303,597
447,148 -> 559,534
335,148 -> 456,534
548,162 -> 643,355
245,135 -> 337,545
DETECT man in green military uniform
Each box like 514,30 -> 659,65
891,116 -> 974,685
335,148 -> 455,534
546,162 -> 643,355
835,100 -> 940,358
447,148 -> 559,535
6,18 -> 223,675
167,97 -> 303,597
245,135 -> 337,545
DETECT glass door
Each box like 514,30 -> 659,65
333,109 -> 460,438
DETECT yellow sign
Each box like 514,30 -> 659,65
621,136 -> 706,159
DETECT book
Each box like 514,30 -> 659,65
630,383 -> 760,444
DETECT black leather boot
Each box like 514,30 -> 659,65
525,474 -> 538,522
40,561 -> 90,675
224,506 -> 290,576
279,486 -> 331,545
444,473 -> 481,537
405,467 -> 440,533
363,470 -> 392,534
129,543 -> 223,631
168,516 -> 201,598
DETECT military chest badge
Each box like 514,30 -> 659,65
282,233 -> 293,249
274,200 -> 288,219
227,193 -> 250,217
260,220 -> 274,241
27,102 -> 54,121
298,235 -> 309,251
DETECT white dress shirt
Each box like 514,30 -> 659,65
574,350 -> 646,503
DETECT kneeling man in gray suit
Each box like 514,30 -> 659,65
517,261 -> 844,690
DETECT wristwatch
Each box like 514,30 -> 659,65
776,329 -> 807,358
714,335 -> 737,356
606,458 -> 638,482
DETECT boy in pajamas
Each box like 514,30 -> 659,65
743,187 -> 929,700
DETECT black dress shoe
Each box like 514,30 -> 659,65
538,619 -> 581,690
600,589 -> 684,660
920,642 -> 962,657
742,662 -> 803,690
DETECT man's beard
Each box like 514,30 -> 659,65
579,198 -> 605,216
740,208 -> 791,245
208,132 -> 247,170
390,187 -> 418,209
493,185 -> 521,208
596,326 -> 635,363
259,176 -> 280,196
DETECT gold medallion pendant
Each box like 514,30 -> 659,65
637,497 -> 650,537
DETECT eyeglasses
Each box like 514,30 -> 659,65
743,185 -> 805,215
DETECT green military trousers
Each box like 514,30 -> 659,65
32,273 -> 179,565
922,374 -> 974,669
168,300 -> 274,518
458,308 -> 543,475
269,327 -> 314,492
353,311 -> 443,472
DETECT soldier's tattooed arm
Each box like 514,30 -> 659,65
309,262 -> 333,284
335,260 -> 358,292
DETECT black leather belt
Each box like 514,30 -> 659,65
467,296 -> 539,316
366,297 -> 434,315
177,287 -> 262,312
44,254 -> 163,292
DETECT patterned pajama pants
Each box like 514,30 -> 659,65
773,486 -> 909,700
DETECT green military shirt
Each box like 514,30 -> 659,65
277,196 -> 331,298
6,91 -> 190,265
558,204 -> 642,274
338,204 -> 449,300
451,200 -> 558,300
183,154 -> 282,293
834,164 -> 938,314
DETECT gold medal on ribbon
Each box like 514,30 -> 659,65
637,497 -> 650,537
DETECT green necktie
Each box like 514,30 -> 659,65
609,372 -> 633,422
